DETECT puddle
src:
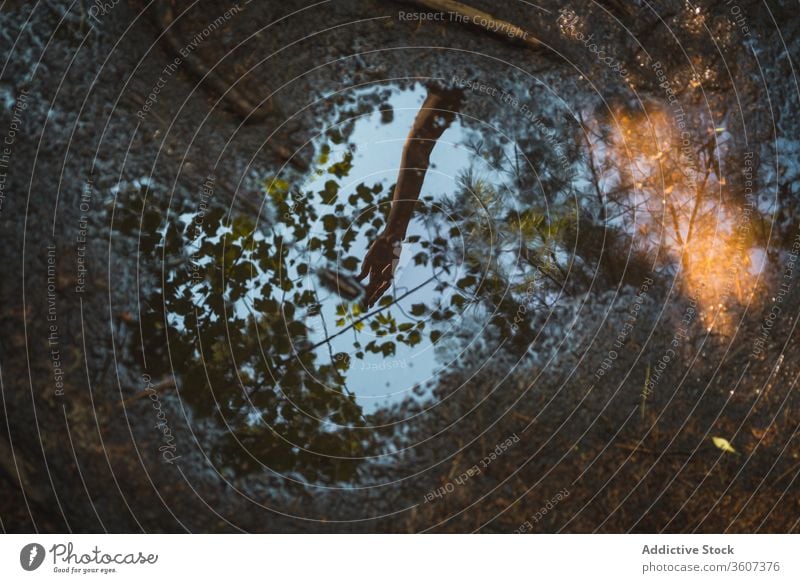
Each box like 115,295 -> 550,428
256,84 -> 521,412
118,77 -> 780,479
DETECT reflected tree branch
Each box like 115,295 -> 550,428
396,0 -> 544,51
277,275 -> 439,367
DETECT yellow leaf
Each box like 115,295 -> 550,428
712,437 -> 736,454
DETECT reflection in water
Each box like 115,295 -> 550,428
125,67 -> 787,483
358,85 -> 463,308
6,0 -> 800,535
606,106 -> 762,332
267,84 -> 469,413
127,83 -> 506,480
284,84 -> 468,412
6,0 -> 800,532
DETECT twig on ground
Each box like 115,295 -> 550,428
118,378 -> 177,409
396,0 -> 544,52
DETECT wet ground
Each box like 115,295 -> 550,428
1,0 -> 799,533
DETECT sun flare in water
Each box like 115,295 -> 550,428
607,105 -> 761,332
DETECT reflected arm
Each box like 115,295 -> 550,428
357,85 -> 462,307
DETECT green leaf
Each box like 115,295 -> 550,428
326,129 -> 344,145
317,144 -> 331,165
413,252 -> 429,266
288,320 -> 306,337
263,177 -> 290,202
376,313 -> 394,326
457,275 -> 476,289
322,214 -> 338,232
333,353 -> 350,371
320,180 -> 339,204
410,304 -> 427,316
341,256 -> 359,271
328,152 -> 353,179
355,183 -> 375,204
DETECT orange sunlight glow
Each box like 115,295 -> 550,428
608,104 -> 761,332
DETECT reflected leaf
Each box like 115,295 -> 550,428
320,180 -> 339,204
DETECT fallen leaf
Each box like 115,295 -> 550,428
712,437 -> 737,454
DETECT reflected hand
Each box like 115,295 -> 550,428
357,232 -> 402,308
